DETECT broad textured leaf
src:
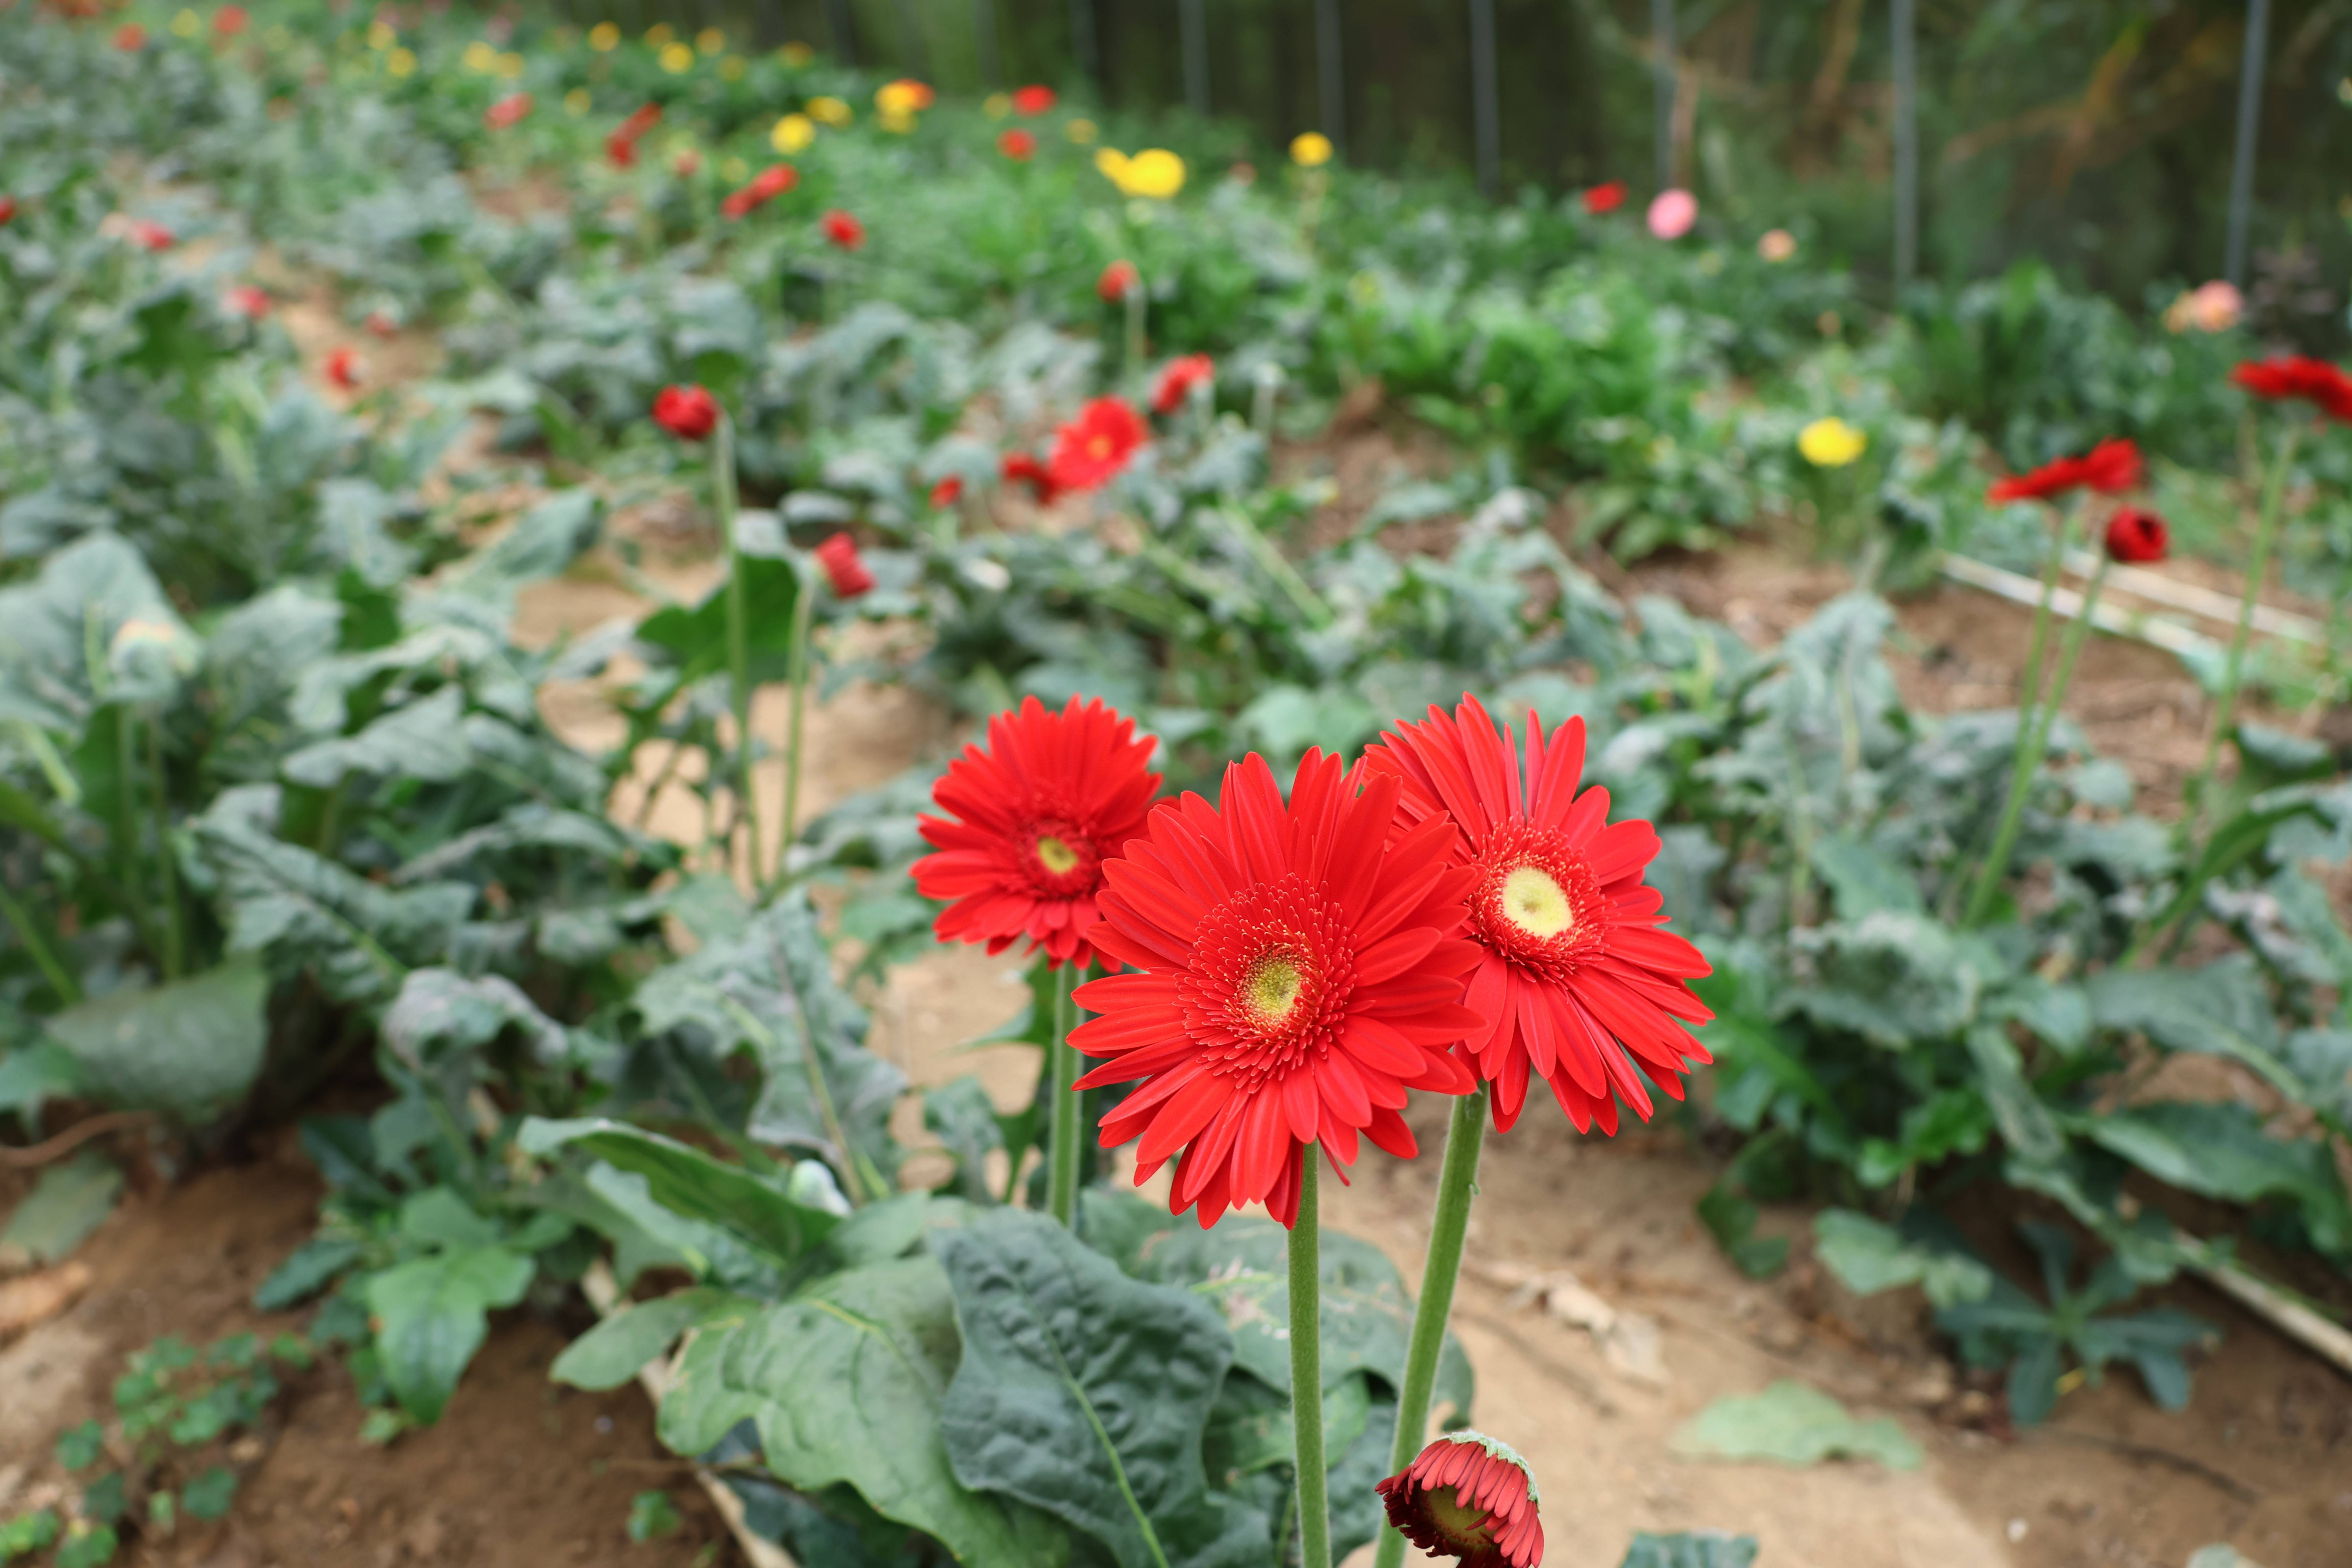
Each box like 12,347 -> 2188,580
636,535 -> 804,685
2085,957 -> 2310,1106
1811,1209 -> 1991,1307
2079,1102 -> 2352,1255
924,1076 -> 1006,1205
253,1237 -> 364,1311
0,1042 -> 84,1132
1809,835 -> 1925,918
43,957 -> 268,1121
1619,1532 -> 1760,1568
381,967 -> 567,1072
518,1117 -> 836,1267
1787,913 -> 1983,1047
280,685 -> 472,788
0,1151 -> 122,1267
552,1288 -> 751,1391
365,1245 -> 534,1424
1670,1381 -> 1921,1470
0,533 -> 193,733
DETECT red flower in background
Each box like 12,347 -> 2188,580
2104,507 -> 2169,564
720,163 -> 796,218
324,347 -> 365,391
1097,258 -> 1140,303
224,285 -> 271,319
1364,696 -> 1713,1135
1152,353 -> 1215,415
821,209 -> 866,251
212,5 -> 248,37
2233,356 -> 2352,423
1376,1434 -> 1545,1568
913,695 -> 1161,969
125,218 -> 175,252
652,384 -> 718,441
606,102 -> 662,168
1049,397 -> 1148,492
814,532 -> 875,598
364,311 -> 398,338
929,475 -> 964,509
1987,437 -> 2143,505
484,93 -> 534,131
1012,84 -> 1057,116
0,196 -> 17,227
1582,180 -> 1626,216
113,22 -> 147,49
1074,750 -> 1481,1227
997,128 -> 1036,162
1001,451 -> 1062,507
605,133 -> 639,169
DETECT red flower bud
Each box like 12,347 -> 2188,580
929,475 -> 964,509
821,209 -> 866,251
1582,180 -> 1627,215
997,128 -> 1036,162
1151,354 -> 1215,415
1097,259 -> 1140,303
1012,84 -> 1056,116
2103,507 -> 2169,564
324,347 -> 365,391
652,384 -> 719,441
814,532 -> 875,598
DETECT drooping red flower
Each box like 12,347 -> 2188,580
997,128 -> 1037,162
1047,397 -> 1147,493
814,532 -> 875,598
125,218 -> 175,252
821,209 -> 866,251
720,163 -> 796,218
485,93 -> 534,130
0,196 -> 17,227
1001,451 -> 1061,507
2104,507 -> 2169,564
1986,437 -> 2143,505
1097,258 -> 1140,303
1363,696 -> 1713,1135
606,105 -> 663,169
324,347 -> 365,391
929,474 -> 964,509
1152,353 -> 1215,415
653,384 -> 718,441
1013,84 -> 1057,116
224,285 -> 271,319
212,4 -> 248,37
1375,1432 -> 1545,1568
1581,180 -> 1626,216
605,132 -> 639,169
113,22 -> 147,50
1073,750 -> 1481,1227
914,695 -> 1161,970
2232,356 -> 2352,423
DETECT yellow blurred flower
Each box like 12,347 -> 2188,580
495,51 -> 525,78
1798,417 -> 1867,469
461,40 -> 497,72
779,41 -> 813,66
1289,131 -> 1332,168
1065,117 -> 1097,144
697,27 -> 725,53
771,113 -> 815,154
565,87 -> 592,115
588,22 -> 619,51
170,9 -> 199,38
659,41 -> 693,72
367,19 -> 395,48
645,23 -> 673,45
1098,147 -> 1185,199
880,107 -> 917,134
807,95 -> 851,126
874,80 -> 925,117
387,46 -> 415,76
983,92 -> 1011,119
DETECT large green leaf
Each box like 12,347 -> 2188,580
1670,1381 -> 1921,1470
1786,913 -> 1983,1047
280,685 -> 472,788
635,517 -> 804,684
518,1117 -> 837,1267
656,1255 -> 1070,1568
1619,1533 -> 1760,1568
1811,1209 -> 1991,1308
551,1288 -> 752,1392
42,956 -> 268,1122
2078,1102 -> 2352,1256
0,1151 -> 122,1268
364,1245 -> 534,1424
935,1209 -> 1264,1568
0,532 -> 195,734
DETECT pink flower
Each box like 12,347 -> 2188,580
1646,189 -> 1697,240
484,93 -> 534,131
224,285 -> 271,319
126,219 -> 176,252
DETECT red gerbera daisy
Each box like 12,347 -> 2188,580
653,384 -> 718,441
997,128 -> 1037,162
2232,356 -> 2352,423
1097,258 -> 1140,303
1001,451 -> 1061,507
2104,507 -> 2168,564
913,695 -> 1161,969
1072,750 -> 1482,1227
484,93 -> 534,131
1048,397 -> 1147,493
813,532 -> 875,598
1375,1432 -> 1544,1568
324,347 -> 365,391
1581,180 -> 1626,216
1986,437 -> 2142,505
1363,696 -> 1713,1135
929,474 -> 964,509
1013,84 -> 1057,116
720,163 -> 796,219
1152,353 -> 1215,415
822,209 -> 866,251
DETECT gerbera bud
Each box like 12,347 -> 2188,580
997,128 -> 1036,162
1097,258 -> 1140,303
652,384 -> 719,441
720,163 -> 795,218
1375,1432 -> 1544,1568
2104,507 -> 2169,565
813,532 -> 875,598
929,475 -> 964,509
0,196 -> 18,227
224,285 -> 271,319
1151,354 -> 1215,416
1012,83 -> 1056,116
821,209 -> 866,251
324,347 -> 365,391
485,93 -> 534,130
1988,437 -> 2142,504
1047,397 -> 1147,493
1581,180 -> 1626,215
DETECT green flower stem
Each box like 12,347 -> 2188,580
1372,1086 -> 1486,1568
0,880 -> 79,1006
2186,422 -> 2300,842
771,560 -> 818,897
145,713 -> 183,982
713,412 -> 763,890
1047,961 -> 1085,1227
1289,1153 -> 1330,1568
1124,279 -> 1148,382
1965,554 -> 2114,927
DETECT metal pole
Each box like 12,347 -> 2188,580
1470,0 -> 1500,195
1180,0 -> 1209,116
1071,0 -> 1099,86
894,0 -> 932,78
973,0 -> 1000,87
1316,0 -> 1345,155
1891,0 -> 1917,286
825,0 -> 855,64
1651,0 -> 1674,190
2225,0 -> 2271,287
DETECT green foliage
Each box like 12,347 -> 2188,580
1670,1381 -> 1923,1471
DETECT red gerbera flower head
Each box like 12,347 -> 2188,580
212,4 -> 248,36
652,383 -> 719,441
2232,356 -> 2352,424
1098,258 -> 1140,303
113,21 -> 148,50
813,532 -> 875,598
0,196 -> 18,227
1581,180 -> 1626,216
224,285 -> 271,319
125,218 -> 175,252
2104,506 -> 2169,564
1375,1432 -> 1545,1568
1152,353 -> 1215,415
1073,749 -> 1482,1226
929,474 -> 964,509
1986,436 -> 2142,505
997,127 -> 1037,162
1013,84 -> 1057,116
1001,451 -> 1061,507
1363,695 -> 1714,1135
324,347 -> 365,391
822,209 -> 866,251
720,163 -> 796,218
1048,396 -> 1148,493
914,695 -> 1161,970
485,93 -> 534,131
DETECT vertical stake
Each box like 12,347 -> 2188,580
1071,0 -> 1099,86
973,0 -> 1000,86
1316,0 -> 1346,156
1892,0 -> 1918,287
2225,0 -> 2271,288
1470,0 -> 1500,196
1181,0 -> 1209,116
893,0 -> 932,78
1651,0 -> 1675,191
825,0 -> 855,64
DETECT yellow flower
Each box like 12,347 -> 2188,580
588,22 -> 619,51
1798,417 -> 1868,469
1289,131 -> 1333,168
1065,117 -> 1097,145
1100,147 -> 1185,199
170,9 -> 199,38
387,46 -> 416,77
495,51 -> 525,78
645,22 -> 673,45
874,80 -> 923,117
807,95 -> 852,126
461,40 -> 497,72
719,55 -> 745,80
880,107 -> 917,134
771,113 -> 815,154
1094,148 -> 1129,183
983,92 -> 1011,119
367,20 -> 394,48
659,41 -> 694,73
564,87 -> 591,115
779,41 -> 813,66
696,26 -> 725,54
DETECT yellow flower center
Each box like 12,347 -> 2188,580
1423,1485 -> 1492,1549
1498,865 -> 1574,939
1087,436 -> 1112,460
1034,834 -> 1080,875
1244,954 -> 1305,1025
